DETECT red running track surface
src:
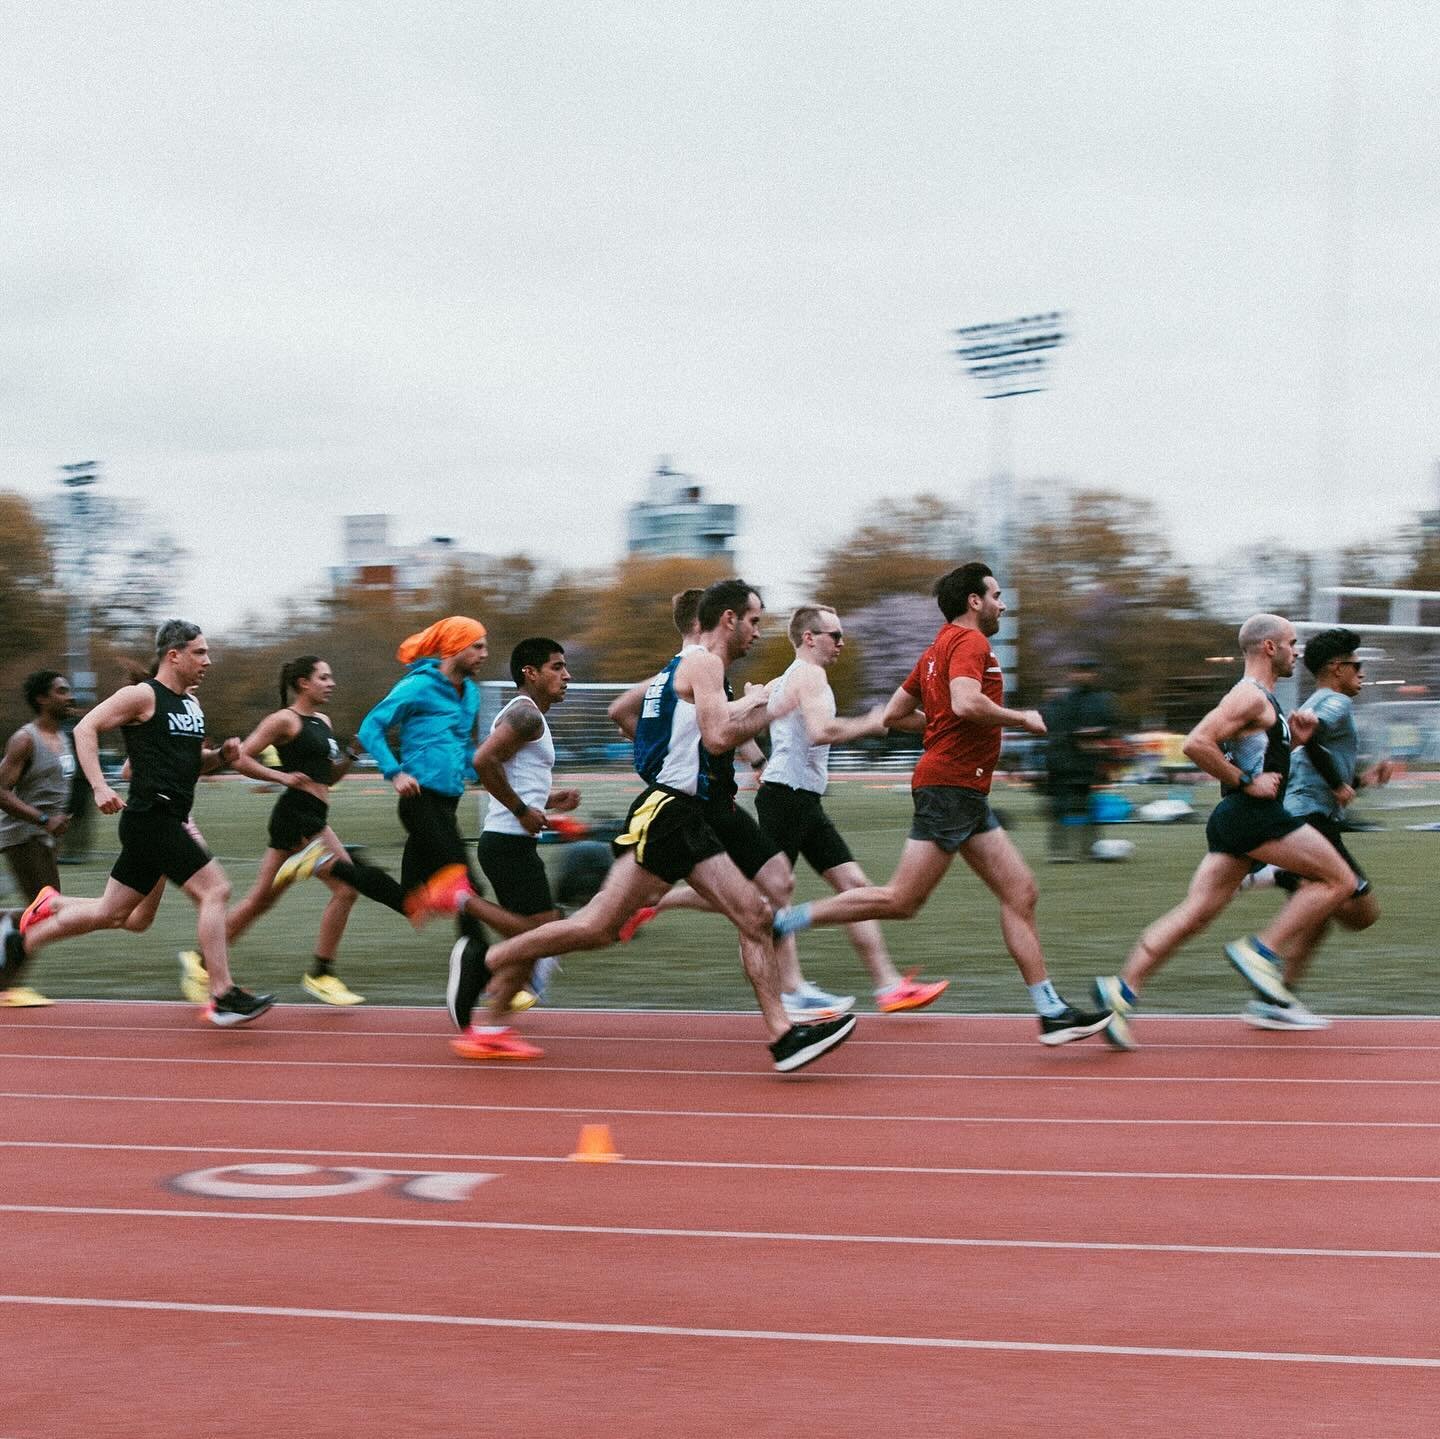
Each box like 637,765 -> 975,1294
2,1001 -> 1439,1436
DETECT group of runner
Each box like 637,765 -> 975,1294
0,566 -> 1386,1067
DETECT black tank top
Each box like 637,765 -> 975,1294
275,711 -> 339,783
1221,680 -> 1291,796
702,676 -> 739,810
124,680 -> 206,815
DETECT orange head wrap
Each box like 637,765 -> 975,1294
396,616 -> 488,665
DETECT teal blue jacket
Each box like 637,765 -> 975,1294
356,658 -> 480,797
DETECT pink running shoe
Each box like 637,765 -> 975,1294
876,974 -> 950,1013
618,906 -> 658,944
451,1026 -> 544,1061
18,885 -> 59,936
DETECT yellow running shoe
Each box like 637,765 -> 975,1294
274,839 -> 331,892
1,986 -> 53,1007
301,972 -> 365,1006
508,988 -> 538,1013
177,949 -> 209,1005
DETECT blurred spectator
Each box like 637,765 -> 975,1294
1043,658 -> 1118,862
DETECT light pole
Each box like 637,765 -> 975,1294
952,313 -> 1068,694
58,460 -> 102,706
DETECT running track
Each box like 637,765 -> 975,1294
2,1003 -> 1437,1436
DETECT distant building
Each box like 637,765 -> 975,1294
625,458 -> 738,562
331,514 -> 490,595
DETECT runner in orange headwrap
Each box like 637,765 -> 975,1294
396,617 -> 487,666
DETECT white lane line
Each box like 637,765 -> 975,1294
7,1022 -> 1440,1054
0,1292 -> 1436,1367
1,1139 -> 1436,1185
3,1051 -> 1440,1086
4,1089 -> 1440,1128
2,1204 -> 1439,1263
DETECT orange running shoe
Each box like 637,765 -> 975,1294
618,906 -> 658,944
404,865 -> 474,929
451,1026 -> 544,1061
18,885 -> 59,936
545,815 -> 588,841
876,974 -> 949,1013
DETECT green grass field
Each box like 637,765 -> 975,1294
12,772 -> 1440,1015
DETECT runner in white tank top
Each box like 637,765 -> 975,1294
482,695 -> 558,834
463,639 -> 581,1034
756,604 -> 951,1014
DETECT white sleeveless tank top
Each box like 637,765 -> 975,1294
482,696 -> 556,835
764,658 -> 832,794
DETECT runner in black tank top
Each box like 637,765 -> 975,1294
4,621 -> 274,1027
123,678 -> 206,815
1094,613 -> 1360,1050
219,656 -> 409,1007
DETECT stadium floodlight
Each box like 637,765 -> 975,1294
952,312 -> 1068,693
57,461 -> 102,704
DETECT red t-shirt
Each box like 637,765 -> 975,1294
902,624 -> 1004,792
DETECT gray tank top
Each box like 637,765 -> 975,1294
0,723 -> 75,848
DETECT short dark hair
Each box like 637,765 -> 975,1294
510,637 -> 563,686
671,588 -> 704,637
1303,627 -> 1362,677
23,670 -> 65,712
279,655 -> 324,707
698,579 -> 761,633
155,619 -> 203,657
934,563 -> 994,622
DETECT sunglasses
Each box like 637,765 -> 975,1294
815,629 -> 844,643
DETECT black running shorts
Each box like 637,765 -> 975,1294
112,807 -> 212,894
755,782 -> 853,874
267,789 -> 329,852
613,787 -> 726,885
476,830 -> 555,916
705,798 -> 783,879
909,785 -> 1000,853
1274,811 -> 1371,898
1205,792 -> 1305,858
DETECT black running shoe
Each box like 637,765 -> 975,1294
446,936 -> 490,1031
1038,1004 -> 1113,1047
769,1013 -> 857,1072
206,986 -> 276,1027
0,914 -> 28,989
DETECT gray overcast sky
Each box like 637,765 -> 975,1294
5,1 -> 1436,631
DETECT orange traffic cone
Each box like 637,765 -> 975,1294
569,1123 -> 621,1162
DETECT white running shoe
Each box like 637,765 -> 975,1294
1244,998 -> 1330,1031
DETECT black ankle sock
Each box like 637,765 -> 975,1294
310,957 -> 334,978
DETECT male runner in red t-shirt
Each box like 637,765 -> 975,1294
772,562 -> 1112,1045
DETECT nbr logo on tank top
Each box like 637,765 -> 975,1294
167,698 -> 206,735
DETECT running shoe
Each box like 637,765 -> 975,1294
1038,1004 -> 1114,1046
1239,864 -> 1279,892
529,955 -> 561,1003
1092,975 -> 1138,1051
177,949 -> 209,1005
0,914 -> 25,989
405,864 -> 474,929
770,1013 -> 858,1072
876,973 -> 949,1013
0,986 -> 53,1008
18,885 -> 59,935
618,906 -> 658,943
451,1025 -> 544,1061
273,840 -> 331,892
1224,936 -> 1297,1007
782,985 -> 856,1024
302,972 -> 365,1006
446,936 -> 489,1030
1243,998 -> 1330,1031
205,986 -> 276,1027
